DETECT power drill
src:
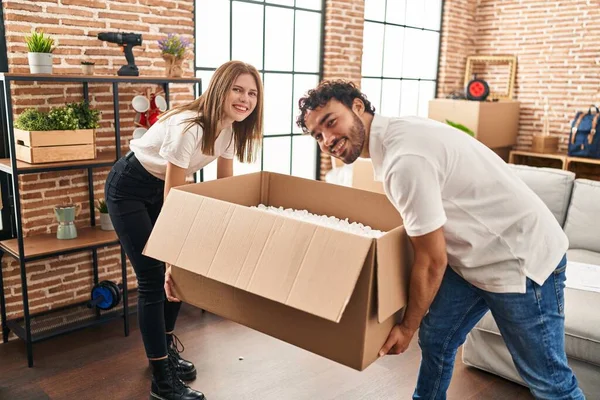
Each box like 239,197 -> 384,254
97,32 -> 143,76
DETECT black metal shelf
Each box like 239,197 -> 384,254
0,72 -> 202,367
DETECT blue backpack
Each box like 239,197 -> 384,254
569,105 -> 600,158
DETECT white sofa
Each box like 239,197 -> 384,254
462,164 -> 600,399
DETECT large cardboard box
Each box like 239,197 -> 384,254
143,172 -> 412,371
428,99 -> 520,149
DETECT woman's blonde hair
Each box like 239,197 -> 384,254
160,60 -> 263,163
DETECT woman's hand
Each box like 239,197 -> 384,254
164,264 -> 181,302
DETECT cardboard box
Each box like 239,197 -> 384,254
428,99 -> 520,149
531,134 -> 559,154
352,158 -> 384,194
143,172 -> 412,371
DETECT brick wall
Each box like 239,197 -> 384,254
1,0 -> 195,320
319,0 -> 364,180
439,0 -> 598,152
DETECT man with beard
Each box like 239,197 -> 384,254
296,80 -> 585,400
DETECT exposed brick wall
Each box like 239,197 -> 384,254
439,0 -> 598,153
319,0 -> 364,180
2,0 -> 195,320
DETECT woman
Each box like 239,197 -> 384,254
105,60 -> 263,400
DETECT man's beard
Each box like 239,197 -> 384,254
341,113 -> 366,164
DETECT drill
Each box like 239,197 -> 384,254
97,32 -> 143,76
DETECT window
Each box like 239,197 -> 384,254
361,0 -> 443,118
194,0 -> 323,181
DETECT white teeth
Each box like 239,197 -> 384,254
333,138 -> 345,154
234,105 -> 247,112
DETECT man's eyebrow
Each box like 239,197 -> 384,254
309,112 -> 333,137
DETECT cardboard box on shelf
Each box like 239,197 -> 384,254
428,99 -> 520,149
352,158 -> 384,194
143,172 -> 413,371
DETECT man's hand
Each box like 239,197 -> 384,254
379,324 -> 416,356
164,264 -> 181,302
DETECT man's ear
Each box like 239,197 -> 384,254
352,98 -> 364,115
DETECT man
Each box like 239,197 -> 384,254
296,80 -> 585,400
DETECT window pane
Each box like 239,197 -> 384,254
292,135 -> 316,179
385,0 -> 406,25
195,0 -> 230,68
294,10 -> 321,73
267,0 -> 293,5
295,0 -> 322,11
402,28 -> 421,79
293,73 -> 320,134
235,152 -> 262,176
200,160 -> 217,181
418,81 -> 436,117
382,25 -> 404,78
265,6 -> 294,71
232,1 -> 264,69
399,80 -> 419,117
360,78 -> 382,114
263,137 -> 291,174
424,0 -> 442,30
264,73 -> 293,135
361,22 -> 384,77
405,0 -> 424,28
380,79 -> 401,117
196,69 -> 215,94
419,30 -> 440,80
364,0 -> 385,21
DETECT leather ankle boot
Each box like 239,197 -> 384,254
167,333 -> 197,381
149,358 -> 205,400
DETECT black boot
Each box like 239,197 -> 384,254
149,358 -> 205,400
167,333 -> 197,382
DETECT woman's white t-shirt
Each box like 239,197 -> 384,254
129,110 -> 235,180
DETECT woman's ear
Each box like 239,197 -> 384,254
352,98 -> 364,115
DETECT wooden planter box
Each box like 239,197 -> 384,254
14,128 -> 96,164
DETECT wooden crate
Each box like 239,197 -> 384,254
14,128 -> 96,164
508,150 -> 566,170
566,157 -> 600,182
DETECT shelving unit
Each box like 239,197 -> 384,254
509,150 -> 600,181
0,73 -> 201,367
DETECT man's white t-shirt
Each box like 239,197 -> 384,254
129,110 -> 235,180
368,114 -> 568,294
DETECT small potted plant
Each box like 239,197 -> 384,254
96,199 -> 113,231
158,33 -> 190,77
25,29 -> 55,74
81,60 -> 95,75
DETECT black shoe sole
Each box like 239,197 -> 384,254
149,392 -> 206,400
177,367 -> 197,382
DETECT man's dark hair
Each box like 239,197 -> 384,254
296,80 -> 376,134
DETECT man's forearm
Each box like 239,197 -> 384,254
400,259 -> 447,332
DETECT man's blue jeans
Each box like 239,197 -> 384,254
413,255 -> 585,400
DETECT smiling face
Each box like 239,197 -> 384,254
304,99 -> 367,164
222,73 -> 258,124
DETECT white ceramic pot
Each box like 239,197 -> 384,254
99,213 -> 114,231
27,52 -> 53,74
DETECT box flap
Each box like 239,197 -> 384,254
144,188 -> 375,323
376,226 -> 413,323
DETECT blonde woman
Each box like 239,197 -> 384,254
105,60 -> 263,400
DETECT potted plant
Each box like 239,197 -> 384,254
81,60 -> 95,75
445,119 -> 475,137
25,30 -> 55,74
96,199 -> 113,231
157,33 -> 190,77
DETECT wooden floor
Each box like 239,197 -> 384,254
0,305 -> 533,400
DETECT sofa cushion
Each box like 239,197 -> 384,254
564,179 -> 600,253
508,164 -> 575,226
568,248 -> 600,265
474,286 -> 600,367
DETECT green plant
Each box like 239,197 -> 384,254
24,30 -> 54,53
81,60 -> 95,65
14,108 -> 52,131
66,101 -> 101,129
96,199 -> 108,213
157,34 -> 190,59
48,106 -> 79,130
445,120 -> 475,137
